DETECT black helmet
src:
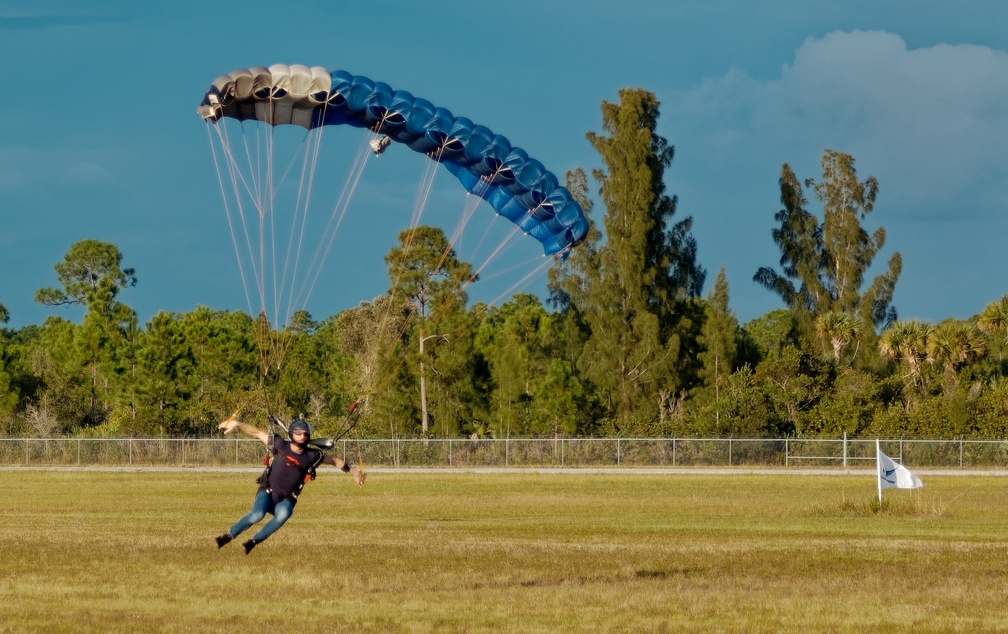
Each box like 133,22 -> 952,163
289,417 -> 312,439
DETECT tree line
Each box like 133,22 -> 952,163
2,88 -> 1006,439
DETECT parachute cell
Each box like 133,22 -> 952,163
198,64 -> 588,255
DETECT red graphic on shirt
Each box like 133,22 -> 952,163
284,454 -> 301,467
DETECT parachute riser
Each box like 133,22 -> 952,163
332,401 -> 363,444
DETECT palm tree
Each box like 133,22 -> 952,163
879,320 -> 932,388
928,320 -> 986,390
978,294 -> 1008,365
815,311 -> 860,363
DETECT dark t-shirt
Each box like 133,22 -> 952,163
262,436 -> 324,504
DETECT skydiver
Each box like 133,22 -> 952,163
213,415 -> 365,554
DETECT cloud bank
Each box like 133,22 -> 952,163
673,30 -> 1008,217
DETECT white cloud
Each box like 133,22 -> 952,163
673,30 -> 1008,217
664,30 -> 1008,322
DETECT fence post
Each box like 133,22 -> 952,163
728,438 -> 732,467
617,438 -> 621,466
960,439 -> 964,468
26,438 -> 29,466
843,432 -> 847,469
785,438 -> 789,467
78,438 -> 81,466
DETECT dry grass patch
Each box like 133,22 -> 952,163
3,470 -> 1008,632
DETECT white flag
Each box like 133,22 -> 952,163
876,440 -> 924,497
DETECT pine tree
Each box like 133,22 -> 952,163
35,240 -> 139,427
561,88 -> 705,432
698,268 -> 738,396
385,226 -> 474,435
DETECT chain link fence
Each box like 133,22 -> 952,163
3,436 -> 1008,469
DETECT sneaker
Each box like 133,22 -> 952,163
242,539 -> 257,554
214,533 -> 233,549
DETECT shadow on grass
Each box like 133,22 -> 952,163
464,566 -> 703,592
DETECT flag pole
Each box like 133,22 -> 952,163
876,439 -> 883,505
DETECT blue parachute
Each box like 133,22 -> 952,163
197,64 -> 588,257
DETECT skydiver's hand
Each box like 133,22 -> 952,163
351,466 -> 366,487
218,418 -> 240,435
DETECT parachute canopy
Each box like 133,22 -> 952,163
197,64 -> 588,256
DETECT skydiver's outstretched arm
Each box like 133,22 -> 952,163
323,454 -> 366,487
218,418 -> 269,445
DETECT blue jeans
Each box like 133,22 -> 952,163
229,489 -> 295,543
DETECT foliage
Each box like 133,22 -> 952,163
4,116 -> 1008,441
385,225 -> 474,436
683,366 -> 771,437
34,238 -> 137,309
554,88 -> 706,434
697,267 -> 739,392
754,150 -> 901,344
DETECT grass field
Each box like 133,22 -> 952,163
4,468 -> 1008,633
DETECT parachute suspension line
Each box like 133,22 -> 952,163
268,128 -> 310,326
443,189 -> 483,260
205,123 -> 257,320
484,256 -> 556,308
264,107 -> 280,342
256,97 -> 325,377
428,189 -> 482,287
211,109 -> 288,380
464,189 -> 557,290
464,216 -> 530,288
393,141 -> 461,315
380,138 -> 447,326
267,127 -> 327,372
221,122 -> 272,326
239,119 -> 271,332
420,192 -> 484,305
293,129 -> 377,315
370,149 -> 444,404
274,126 -> 326,328
287,101 -> 339,306
283,126 -> 328,317
425,190 -> 506,321
255,95 -> 306,377
448,167 -> 532,291
212,122 -> 266,299
207,122 -> 277,379
478,252 -> 548,284
451,183 -> 504,271
210,125 -> 273,380
411,147 -> 442,228
260,115 -> 284,377
381,149 -> 439,329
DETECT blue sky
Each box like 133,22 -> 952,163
2,1 -> 1007,330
